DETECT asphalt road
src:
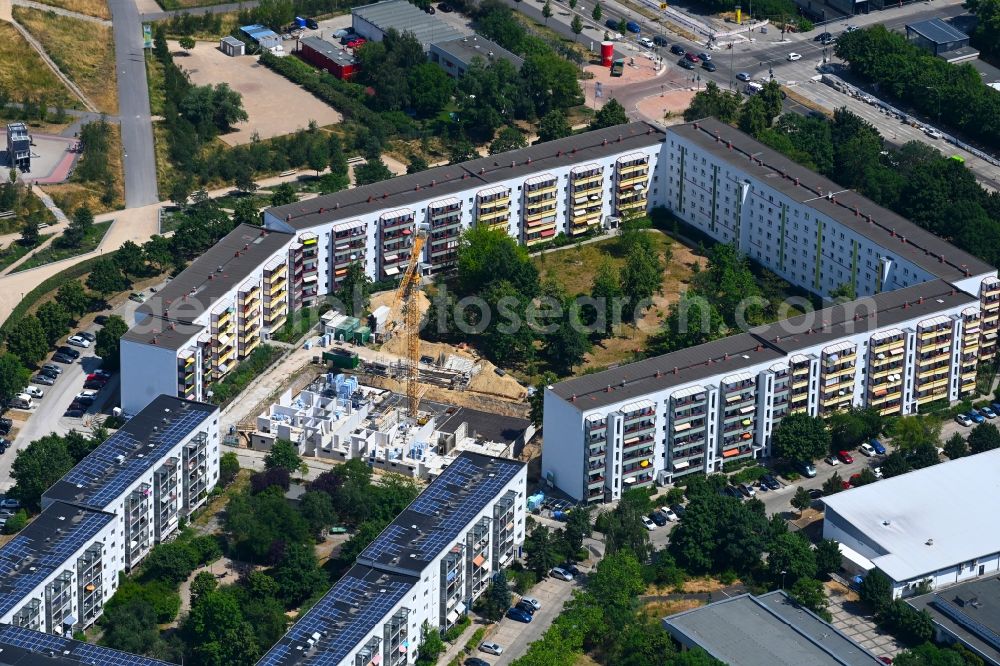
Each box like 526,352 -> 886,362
139,0 -> 259,21
109,0 -> 159,208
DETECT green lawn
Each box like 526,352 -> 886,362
0,234 -> 54,272
13,221 -> 111,272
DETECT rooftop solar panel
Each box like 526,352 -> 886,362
0,624 -> 173,665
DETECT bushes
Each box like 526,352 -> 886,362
464,627 -> 487,654
208,344 -> 281,404
442,614 -> 470,642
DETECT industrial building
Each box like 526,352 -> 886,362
540,118 -> 999,502
908,576 -> 1000,666
250,373 -> 532,478
352,0 -> 466,49
258,451 -> 527,665
428,35 -> 524,77
663,591 -> 883,665
905,18 -> 978,62
298,35 -> 357,79
220,35 -> 246,57
240,24 -> 283,51
0,396 -> 219,636
6,123 -> 30,173
822,449 -> 1000,598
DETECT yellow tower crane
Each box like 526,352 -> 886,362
385,229 -> 426,417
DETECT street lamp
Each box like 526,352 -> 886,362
781,570 -> 787,589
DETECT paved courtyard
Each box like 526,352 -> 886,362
826,582 -> 905,662
171,40 -> 342,146
1,130 -> 78,183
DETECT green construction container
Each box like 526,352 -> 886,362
323,350 -> 360,369
333,316 -> 360,340
353,326 -> 371,345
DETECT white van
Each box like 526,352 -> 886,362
10,393 -> 33,409
745,81 -> 764,96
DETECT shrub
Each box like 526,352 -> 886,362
464,627 -> 487,654
442,614 -> 470,642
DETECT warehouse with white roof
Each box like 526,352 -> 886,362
822,449 -> 1000,598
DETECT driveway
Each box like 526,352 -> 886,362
486,575 -> 580,666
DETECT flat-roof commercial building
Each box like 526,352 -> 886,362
541,118 -> 999,502
906,18 -> 978,63
258,451 -> 527,665
663,591 -> 883,665
0,396 -> 220,638
908,576 -> 1000,666
428,35 -> 523,78
352,0 -> 467,49
823,449 -> 1000,598
298,36 -> 357,79
241,24 -> 282,50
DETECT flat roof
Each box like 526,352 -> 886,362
0,624 -> 173,665
357,451 -> 524,574
0,502 -> 115,620
266,121 -> 665,231
551,279 -> 974,411
823,448 -> 1000,583
663,591 -> 882,666
676,118 -> 992,281
908,577 -> 1000,665
257,564 -> 415,666
431,34 -> 524,69
44,396 -> 217,509
435,406 -> 530,444
299,36 -> 357,66
353,0 -> 466,47
122,224 -> 291,350
907,18 -> 968,43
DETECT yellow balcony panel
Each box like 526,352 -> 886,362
617,200 -> 647,212
525,184 -> 557,197
871,391 -> 902,406
266,264 -> 287,281
618,163 -> 648,176
872,340 -> 904,353
268,279 -> 287,296
241,339 -> 261,357
879,405 -> 902,416
917,392 -> 947,405
824,366 -> 856,380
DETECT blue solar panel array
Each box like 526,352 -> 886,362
0,503 -> 113,619
359,454 -> 523,571
54,399 -> 213,509
257,565 -> 414,666
0,624 -> 173,665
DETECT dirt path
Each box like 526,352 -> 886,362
172,557 -> 243,626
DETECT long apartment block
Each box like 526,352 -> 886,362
0,396 -> 219,637
542,118 -> 1000,503
258,451 -> 527,666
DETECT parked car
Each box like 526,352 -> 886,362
0,418 -> 11,436
638,36 -> 654,48
820,34 -> 834,44
520,596 -> 541,611
605,18 -> 620,30
86,372 -> 110,382
670,503 -> 686,518
52,353 -> 74,364
814,31 -> 832,41
466,659 -> 491,666
515,600 -> 537,615
736,71 -> 752,81
798,461 -> 817,477
425,4 -> 436,11
670,44 -> 685,56
702,60 -> 717,71
824,455 -> 839,466
78,331 -> 96,342
808,488 -> 823,500
924,127 -> 943,139
40,367 -> 59,380
956,413 -> 974,426
625,20 -> 640,33
479,642 -> 504,656
849,473 -> 863,487
32,375 -> 55,386
1,498 -> 20,510
74,396 -> 96,407
969,411 -> 986,424
550,567 -> 574,581
870,439 -> 886,455
559,562 -> 581,577
41,363 -> 62,375
844,24 -> 859,32
306,17 -> 319,28
641,515 -> 657,530
0,439 -> 8,453
438,2 -> 454,11
722,485 -> 742,500
65,408 -> 85,418
68,401 -> 86,412
507,607 -> 533,623
658,506 -> 677,522
649,511 -> 667,526
787,52 -> 802,61
57,346 -> 80,359
94,315 -> 109,326
859,443 -> 876,457
83,380 -> 107,390
23,386 -> 43,399
837,450 -> 854,464
761,474 -> 781,490
10,394 -> 33,409
991,402 -> 1000,416
684,52 -> 700,62
653,35 -> 668,46
678,58 -> 695,70
737,483 -> 756,498
981,405 -> 997,419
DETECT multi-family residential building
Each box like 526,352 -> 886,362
0,396 -> 219,637
541,118 -> 1000,503
257,451 -> 527,665
0,622 -> 174,664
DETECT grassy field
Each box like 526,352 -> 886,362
31,0 -> 110,19
43,122 -> 125,214
532,230 -> 704,369
0,234 -> 54,272
157,0 -> 234,11
0,24 -> 79,110
13,220 -> 112,272
13,8 -> 118,114
146,51 -> 166,117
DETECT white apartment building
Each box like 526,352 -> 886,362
0,396 -> 219,636
541,119 -> 1000,503
0,623 -> 174,664
257,451 -> 527,666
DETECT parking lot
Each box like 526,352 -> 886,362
482,573 -> 581,666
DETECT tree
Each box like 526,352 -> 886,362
456,225 -> 539,298
333,261 -> 373,317
592,1 -> 602,21
142,235 -> 173,273
790,486 -> 812,515
854,467 -> 878,487
767,532 -> 817,586
448,140 -> 478,165
570,14 -> 583,39
968,422 -> 1000,453
943,432 -> 968,459
858,568 -> 893,614
789,578 -> 831,621
888,415 -> 940,452
354,158 -> 394,186
538,109 -> 572,143
815,539 -> 843,577
489,126 -> 527,154
6,315 -> 48,366
408,63 -> 454,118
880,450 -> 912,478
232,197 -> 260,227
738,95 -> 769,136
35,301 -> 70,346
542,0 -> 553,21
588,551 -> 646,632
11,434 -> 75,510
590,99 -> 627,130
115,240 -> 145,279
269,183 -> 296,207
95,315 -> 128,370
524,525 -> 561,576
144,542 -> 198,584
62,206 -> 94,248
0,353 -> 30,403
908,442 -> 940,470
180,83 -> 248,134
20,218 -> 39,246
182,589 -> 260,666
86,259 -> 129,298
55,280 -> 89,317
828,407 -> 882,450
414,623 -> 446,666
407,154 -> 429,174
771,413 -> 831,463
169,175 -> 192,208
563,506 -> 592,555
219,452 -> 240,486
190,571 -> 218,603
822,472 -> 845,496
179,36 -> 196,52
684,81 -> 744,123
544,302 -> 591,375
299,490 -> 337,537
620,242 -> 663,321
251,467 -> 290,494
478,570 -> 512,622
224,487 -> 312,564
271,542 -> 327,605
306,138 -> 327,175
893,643 -> 968,666
589,257 -> 623,338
